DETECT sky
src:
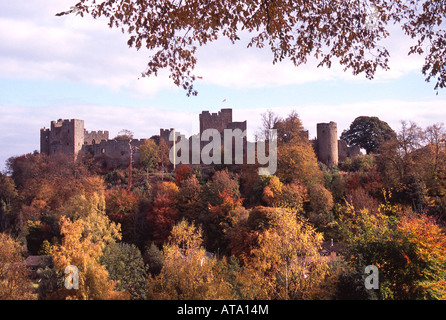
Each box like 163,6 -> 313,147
1,0 -> 445,171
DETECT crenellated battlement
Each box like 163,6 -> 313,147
50,118 -> 78,128
40,119 -> 84,160
86,130 -> 108,136
199,108 -> 233,134
84,129 -> 109,145
40,109 -> 360,169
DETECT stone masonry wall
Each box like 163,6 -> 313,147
317,122 -> 339,167
40,119 -> 84,160
84,130 -> 109,145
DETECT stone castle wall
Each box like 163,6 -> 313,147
317,122 -> 339,167
40,119 -> 84,160
338,140 -> 361,162
83,138 -> 146,167
84,130 -> 109,145
40,119 -> 141,166
159,128 -> 183,148
40,111 -> 361,169
316,121 -> 361,167
199,108 -> 233,134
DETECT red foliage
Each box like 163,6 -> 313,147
228,229 -> 259,265
347,172 -> 361,191
175,164 -> 193,186
146,184 -> 180,245
209,190 -> 244,222
105,189 -> 139,223
346,165 -> 384,197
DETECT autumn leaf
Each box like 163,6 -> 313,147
57,0 -> 446,94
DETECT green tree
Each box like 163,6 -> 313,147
377,120 -> 430,189
139,139 -> 160,171
338,200 -> 446,299
101,242 -> 149,300
341,116 -> 396,154
50,217 -> 128,300
143,242 -> 163,276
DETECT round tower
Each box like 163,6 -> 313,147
317,122 -> 338,167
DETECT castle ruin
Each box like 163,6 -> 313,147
315,121 -> 361,167
40,118 -> 147,167
198,108 -> 247,157
316,122 -> 339,167
40,110 -> 360,169
40,119 -> 86,161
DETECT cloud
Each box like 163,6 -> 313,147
0,0 -> 174,96
2,98 -> 446,171
0,1 -> 428,97
193,24 -> 424,89
0,103 -> 197,171
234,99 -> 446,140
0,2 -> 441,171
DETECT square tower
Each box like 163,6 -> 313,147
40,119 -> 85,160
199,108 -> 233,135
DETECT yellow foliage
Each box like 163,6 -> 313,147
0,233 -> 36,300
263,176 -> 309,211
149,220 -> 233,300
58,178 -> 121,244
246,208 -> 329,299
51,217 -> 128,300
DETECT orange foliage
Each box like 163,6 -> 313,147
146,181 -> 180,245
175,164 -> 193,186
105,189 -> 139,223
50,217 -> 128,300
0,233 -> 36,300
397,215 -> 446,299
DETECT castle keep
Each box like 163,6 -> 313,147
40,119 -> 86,160
40,110 -> 360,168
40,118 -> 146,167
198,108 -> 247,156
199,108 -> 247,135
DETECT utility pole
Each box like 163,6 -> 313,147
173,129 -> 176,171
128,139 -> 133,191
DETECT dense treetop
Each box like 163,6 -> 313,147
2,111 -> 446,300
341,116 -> 396,154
